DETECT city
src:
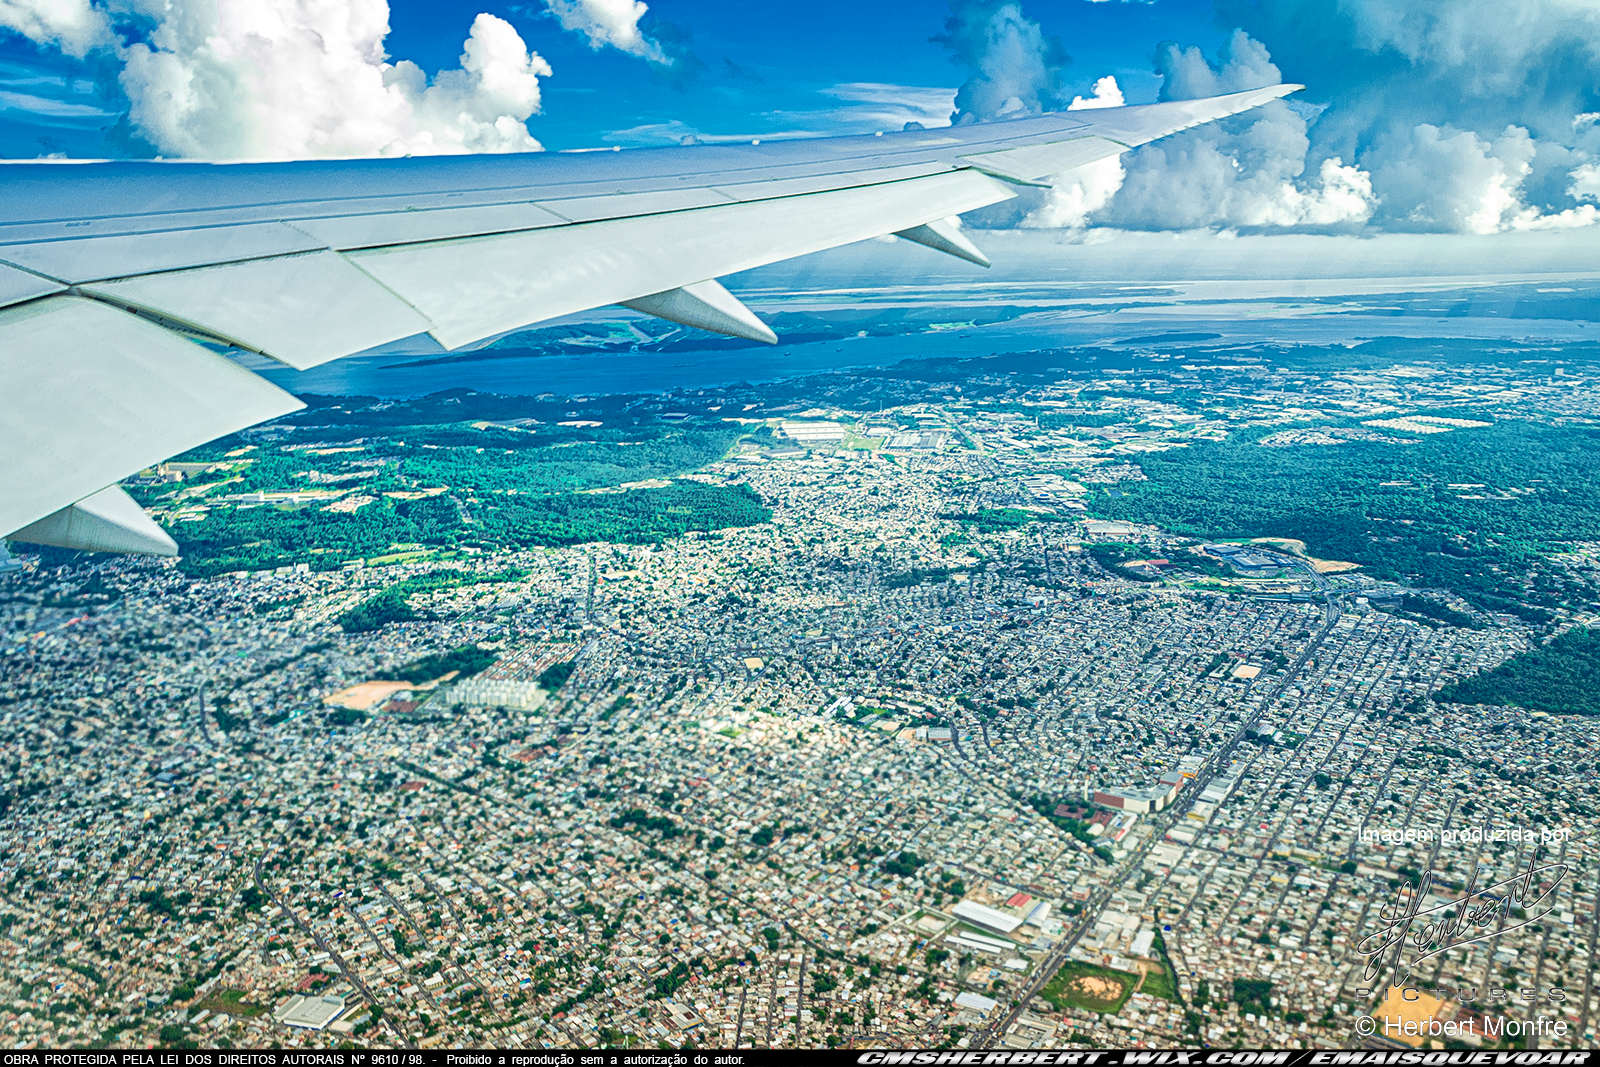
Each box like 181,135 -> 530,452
0,340 -> 1596,1051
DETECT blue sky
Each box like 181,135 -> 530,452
1,0 -> 1598,239
422,0 -> 1219,149
0,0 -> 1225,155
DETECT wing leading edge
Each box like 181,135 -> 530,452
0,83 -> 1299,553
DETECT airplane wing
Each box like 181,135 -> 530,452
0,84 -> 1298,556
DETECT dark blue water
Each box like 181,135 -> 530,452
250,332 -> 940,398
246,301 -> 1595,400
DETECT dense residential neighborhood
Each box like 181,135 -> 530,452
0,347 -> 1596,1050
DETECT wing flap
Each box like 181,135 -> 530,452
0,222 -> 325,284
0,262 -> 63,309
292,202 -> 570,251
80,250 -> 433,370
0,295 -> 304,537
351,168 -> 1015,350
959,137 -> 1128,183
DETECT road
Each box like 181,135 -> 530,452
252,831 -> 411,1048
971,576 -> 1345,1049
969,885 -> 1115,1047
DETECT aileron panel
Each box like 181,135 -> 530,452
0,222 -> 324,284
80,250 -> 433,370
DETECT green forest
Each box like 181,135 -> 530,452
335,567 -> 526,631
1434,628 -> 1600,715
137,394 -> 769,574
387,645 -> 498,684
942,507 -> 1060,533
1092,420 -> 1600,620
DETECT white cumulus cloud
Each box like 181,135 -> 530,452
1243,157 -> 1374,227
123,3 -> 550,159
0,0 -> 113,57
1024,76 -> 1129,229
1511,204 -> 1600,229
544,0 -> 670,64
946,0 -> 1600,235
1365,123 -> 1538,234
1089,32 -> 1374,232
1067,75 -> 1123,111
1570,161 -> 1600,202
937,0 -> 1071,123
1155,29 -> 1281,100
1025,155 -> 1125,229
1212,0 -> 1600,233
4,0 -> 554,159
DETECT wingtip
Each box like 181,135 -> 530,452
1215,82 -> 1301,117
1237,82 -> 1301,104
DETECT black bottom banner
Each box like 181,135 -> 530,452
5,1051 -> 1600,1067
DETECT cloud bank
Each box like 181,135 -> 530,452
935,0 -> 1072,124
1095,30 -> 1375,232
127,4 -> 550,158
943,0 -> 1600,235
0,0 -> 674,159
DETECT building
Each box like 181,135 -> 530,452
1202,543 -> 1289,574
447,677 -> 547,710
952,899 -> 1024,935
1094,765 -> 1190,813
945,930 -> 1010,955
273,994 -> 346,1031
780,421 -> 847,444
1093,786 -> 1171,813
955,991 -> 1000,1015
1084,520 -> 1140,537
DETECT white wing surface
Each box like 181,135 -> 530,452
0,84 -> 1298,553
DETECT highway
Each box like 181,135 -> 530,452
971,569 -> 1344,1049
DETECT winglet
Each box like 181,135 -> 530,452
959,83 -> 1305,184
894,220 -> 991,268
621,279 -> 778,345
7,485 -> 178,556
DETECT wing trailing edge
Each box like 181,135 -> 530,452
0,84 -> 1301,555
80,250 -> 433,370
346,168 -> 1016,351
